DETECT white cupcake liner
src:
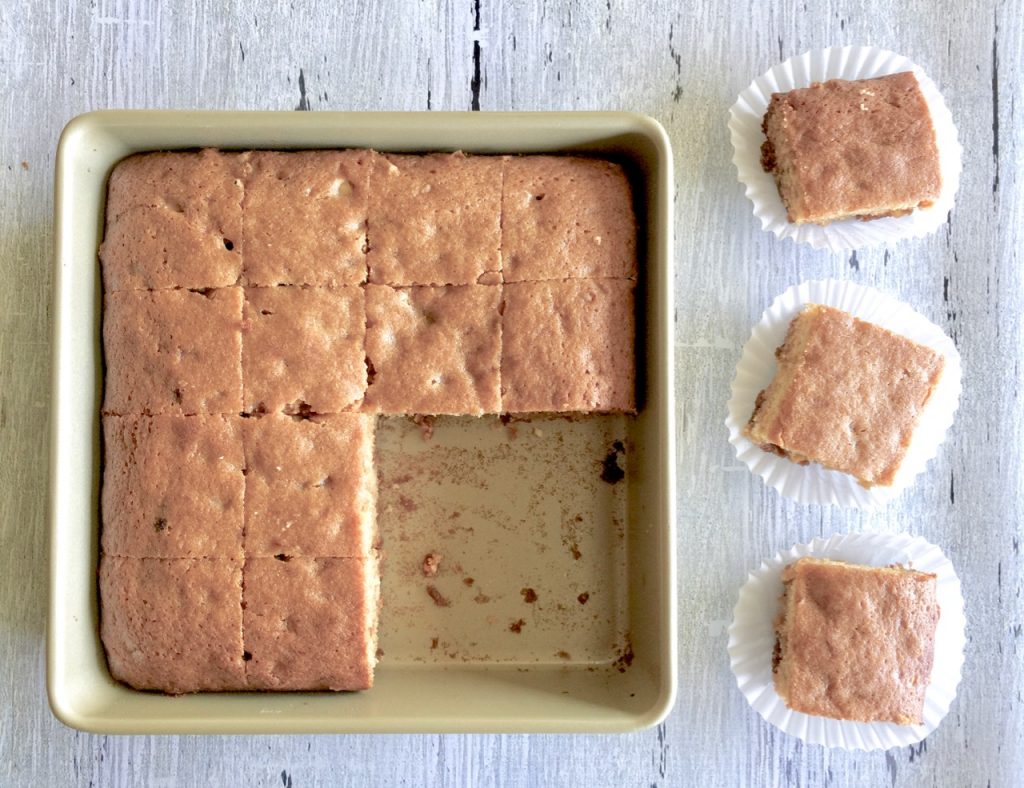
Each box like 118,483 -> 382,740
728,532 -> 966,750
726,279 -> 961,508
729,46 -> 962,250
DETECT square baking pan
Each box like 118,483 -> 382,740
49,110 -> 676,733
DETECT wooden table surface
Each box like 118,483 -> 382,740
2,1 -> 1021,785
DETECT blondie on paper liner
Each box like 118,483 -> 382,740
729,46 -> 961,250
725,279 -> 961,508
728,532 -> 966,751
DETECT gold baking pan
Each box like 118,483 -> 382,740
48,110 -> 676,733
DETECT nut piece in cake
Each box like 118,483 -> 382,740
760,72 -> 942,225
745,304 -> 944,487
502,155 -> 637,281
367,152 -> 502,285
242,413 -> 377,558
242,285 -> 366,415
773,557 -> 939,725
100,149 -> 244,291
102,415 -> 244,560
501,279 -> 636,413
243,556 -> 380,691
103,287 -> 243,416
242,150 -> 371,286
363,284 -> 501,415
100,556 -> 246,693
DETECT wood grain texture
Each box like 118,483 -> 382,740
1,0 -> 1022,785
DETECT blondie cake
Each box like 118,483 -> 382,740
501,279 -> 636,413
99,148 -> 639,694
101,415 -> 244,560
102,287 -> 243,417
773,557 -> 939,724
242,285 -> 366,415
760,72 -> 942,225
100,556 -> 247,693
242,150 -> 371,287
501,155 -> 637,281
99,148 -> 244,291
242,413 -> 377,559
243,556 -> 381,691
745,304 -> 944,487
367,152 -> 503,286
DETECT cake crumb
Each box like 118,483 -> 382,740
412,414 -> 435,441
430,637 -> 439,650
600,440 -> 626,484
612,638 -> 635,673
520,587 -> 538,604
556,650 -> 572,660
509,618 -> 525,633
422,552 -> 442,576
577,592 -> 590,605
425,584 -> 450,607
463,576 -> 475,586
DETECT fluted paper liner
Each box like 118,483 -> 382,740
726,279 -> 961,508
728,532 -> 966,750
729,46 -> 961,250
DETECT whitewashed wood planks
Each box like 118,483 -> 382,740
0,0 -> 1020,785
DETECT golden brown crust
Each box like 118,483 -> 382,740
745,304 -> 944,486
761,72 -> 942,225
773,557 -> 939,724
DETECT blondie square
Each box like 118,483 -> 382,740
100,149 -> 244,291
242,150 -> 371,286
760,72 -> 942,225
103,287 -> 244,416
102,415 -> 244,560
501,279 -> 635,412
100,556 -> 246,693
363,284 -> 501,414
242,285 -> 366,415
745,304 -> 944,487
367,152 -> 502,285
242,556 -> 380,691
501,155 -> 637,281
773,557 -> 939,724
242,414 -> 377,558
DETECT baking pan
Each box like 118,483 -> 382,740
49,110 -> 676,733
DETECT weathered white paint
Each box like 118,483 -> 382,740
1,0 -> 1021,785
